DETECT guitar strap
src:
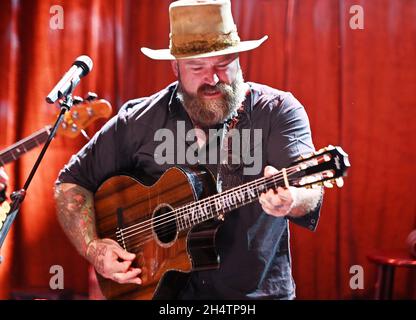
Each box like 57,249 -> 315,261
216,92 -> 252,193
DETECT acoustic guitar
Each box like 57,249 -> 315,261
0,98 -> 113,248
93,145 -> 350,299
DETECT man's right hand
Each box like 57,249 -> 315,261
86,238 -> 142,285
55,183 -> 142,285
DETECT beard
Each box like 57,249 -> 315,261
177,69 -> 246,128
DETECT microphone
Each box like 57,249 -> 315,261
46,55 -> 93,104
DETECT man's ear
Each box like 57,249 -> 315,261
171,60 -> 179,78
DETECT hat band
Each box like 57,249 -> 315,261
170,32 -> 240,57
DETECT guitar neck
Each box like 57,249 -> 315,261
176,166 -> 301,231
0,126 -> 52,166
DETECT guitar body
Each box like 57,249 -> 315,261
93,166 -> 219,300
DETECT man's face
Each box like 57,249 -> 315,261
172,53 -> 246,128
173,53 -> 240,96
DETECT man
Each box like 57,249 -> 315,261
55,0 -> 323,299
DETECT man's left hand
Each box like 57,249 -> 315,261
259,166 -> 296,217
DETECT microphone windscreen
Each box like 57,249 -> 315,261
74,55 -> 93,76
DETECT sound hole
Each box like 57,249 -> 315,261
152,204 -> 177,245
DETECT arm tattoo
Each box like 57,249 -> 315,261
86,242 -> 106,273
54,183 -> 97,258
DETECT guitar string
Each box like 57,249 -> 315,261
121,166 -> 331,251
115,166 -> 300,240
120,167 -> 332,251
115,165 -> 300,238
115,168 -> 303,247
122,175 -> 299,251
125,191 -> 264,252
117,167 -> 302,244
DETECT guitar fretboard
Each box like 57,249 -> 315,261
0,126 -> 51,166
175,168 -> 300,231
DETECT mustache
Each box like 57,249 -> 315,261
197,83 -> 231,96
176,68 -> 246,128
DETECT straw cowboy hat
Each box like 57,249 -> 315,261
141,0 -> 268,60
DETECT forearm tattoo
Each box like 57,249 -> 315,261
54,183 -> 97,258
85,241 -> 106,273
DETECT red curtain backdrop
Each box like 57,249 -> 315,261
0,0 -> 415,299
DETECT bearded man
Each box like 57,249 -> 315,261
55,0 -> 323,300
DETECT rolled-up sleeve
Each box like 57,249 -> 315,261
267,92 -> 323,231
56,109 -> 133,192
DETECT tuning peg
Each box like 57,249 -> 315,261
335,177 -> 344,188
317,146 -> 328,153
71,123 -> 78,133
73,96 -> 84,105
297,152 -> 314,161
71,110 -> 79,120
309,182 -> 323,189
85,92 -> 98,101
316,145 -> 335,155
323,180 -> 334,188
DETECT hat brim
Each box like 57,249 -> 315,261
141,35 -> 268,60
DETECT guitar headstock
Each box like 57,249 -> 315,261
58,95 -> 113,138
289,145 -> 350,189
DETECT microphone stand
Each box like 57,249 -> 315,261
0,95 -> 74,260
